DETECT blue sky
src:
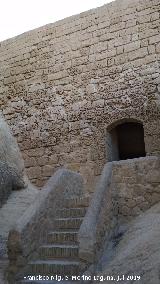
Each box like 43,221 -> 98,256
0,0 -> 112,41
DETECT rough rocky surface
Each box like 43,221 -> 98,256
0,185 -> 38,239
0,161 -> 26,208
95,201 -> 160,284
0,113 -> 25,177
0,113 -> 26,206
0,258 -> 8,284
0,184 -> 38,284
0,0 -> 160,187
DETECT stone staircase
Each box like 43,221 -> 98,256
20,195 -> 89,284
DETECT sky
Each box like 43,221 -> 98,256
0,0 -> 113,42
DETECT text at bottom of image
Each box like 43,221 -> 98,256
24,274 -> 141,282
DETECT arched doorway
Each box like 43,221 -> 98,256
106,121 -> 146,161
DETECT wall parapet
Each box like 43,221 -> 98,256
78,162 -> 115,267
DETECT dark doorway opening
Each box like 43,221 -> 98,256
107,122 -> 146,161
116,122 -> 146,160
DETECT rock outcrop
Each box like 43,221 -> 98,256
0,113 -> 26,207
0,112 -> 25,175
0,161 -> 25,208
95,202 -> 160,284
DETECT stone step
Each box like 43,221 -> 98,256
47,230 -> 78,244
64,196 -> 90,208
56,207 -> 87,218
39,244 -> 79,259
55,218 -> 83,230
28,259 -> 79,276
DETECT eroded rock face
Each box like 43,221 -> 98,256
0,162 -> 25,208
95,202 -> 160,284
0,113 -> 26,206
0,113 -> 25,176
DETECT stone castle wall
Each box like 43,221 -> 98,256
0,0 -> 160,188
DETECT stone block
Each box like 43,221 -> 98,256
148,44 -> 156,54
37,156 -> 48,166
146,170 -> 160,183
149,33 -> 160,44
156,42 -> 160,53
124,41 -> 140,53
25,157 -> 37,168
128,47 -> 148,61
42,165 -> 54,177
26,167 -> 41,179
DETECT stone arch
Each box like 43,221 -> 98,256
107,117 -> 143,132
106,118 -> 146,162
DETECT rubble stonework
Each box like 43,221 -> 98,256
0,0 -> 160,188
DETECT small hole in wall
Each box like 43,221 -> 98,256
107,121 -> 146,161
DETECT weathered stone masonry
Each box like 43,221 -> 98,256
0,0 -> 160,188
